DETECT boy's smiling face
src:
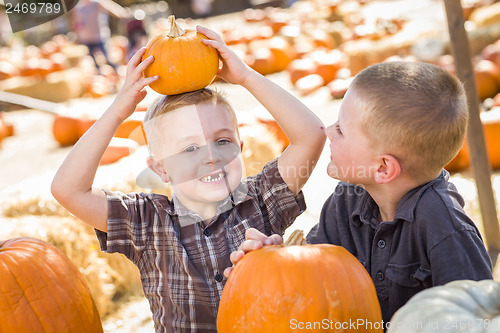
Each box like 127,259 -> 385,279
149,102 -> 244,216
325,87 -> 379,185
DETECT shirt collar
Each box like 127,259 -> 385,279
394,169 -> 449,221
351,169 -> 449,226
163,181 -> 252,226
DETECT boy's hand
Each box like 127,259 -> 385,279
197,25 -> 253,86
110,47 -> 158,122
223,228 -> 282,278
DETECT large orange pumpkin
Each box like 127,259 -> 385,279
143,15 -> 219,95
217,231 -> 383,332
0,237 -> 103,333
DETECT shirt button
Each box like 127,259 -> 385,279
203,229 -> 211,237
377,239 -> 386,249
376,271 -> 385,281
215,273 -> 224,282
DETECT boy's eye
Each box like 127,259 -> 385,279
183,145 -> 199,153
335,124 -> 342,135
217,138 -> 231,146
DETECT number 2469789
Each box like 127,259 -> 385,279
5,2 -> 62,15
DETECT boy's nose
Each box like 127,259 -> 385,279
204,142 -> 222,165
325,124 -> 335,139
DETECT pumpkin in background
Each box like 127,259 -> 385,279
445,107 -> 500,171
0,237 -> 103,333
481,107 -> 500,169
255,116 -> 289,150
388,280 -> 500,332
267,36 -> 297,72
52,115 -> 81,146
143,15 -> 219,95
444,141 -> 469,173
77,111 -> 147,145
217,231 -> 382,333
287,58 -> 317,85
474,59 -> 500,101
0,112 -> 14,145
100,137 -> 139,165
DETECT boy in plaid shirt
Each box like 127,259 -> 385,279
52,26 -> 325,332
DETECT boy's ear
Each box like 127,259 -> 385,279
374,154 -> 401,184
146,156 -> 171,183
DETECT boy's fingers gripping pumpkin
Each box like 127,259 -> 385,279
126,46 -> 147,77
244,227 -> 282,246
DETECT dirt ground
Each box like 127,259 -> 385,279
2,0 -> 500,331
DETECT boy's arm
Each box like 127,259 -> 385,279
198,26 -> 326,195
51,48 -> 157,232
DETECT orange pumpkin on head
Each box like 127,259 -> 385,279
143,16 -> 219,95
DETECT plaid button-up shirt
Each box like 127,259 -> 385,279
95,158 -> 306,332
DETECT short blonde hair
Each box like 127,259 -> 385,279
352,61 -> 468,180
143,88 -> 239,154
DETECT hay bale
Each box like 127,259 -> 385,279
0,215 -> 142,318
469,2 -> 500,27
342,21 -> 439,75
0,152 -> 152,318
0,68 -> 85,102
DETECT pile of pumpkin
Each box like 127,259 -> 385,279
0,35 -> 71,80
205,0 -> 500,101
216,0 -> 407,97
52,107 -> 147,165
202,0 -> 500,172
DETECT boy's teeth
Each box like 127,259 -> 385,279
201,172 -> 224,182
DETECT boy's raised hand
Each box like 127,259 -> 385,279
223,228 -> 283,277
197,25 -> 252,86
110,47 -> 158,122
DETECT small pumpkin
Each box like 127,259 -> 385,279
287,58 -> 317,85
217,231 -> 382,332
100,137 -> 139,165
295,73 -> 325,95
388,280 -> 500,332
143,15 -> 219,95
0,237 -> 103,333
445,107 -> 500,171
52,114 -> 81,146
474,59 -> 500,101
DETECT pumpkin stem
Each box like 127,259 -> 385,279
167,15 -> 186,38
284,230 -> 308,246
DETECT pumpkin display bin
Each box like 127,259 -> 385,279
0,237 -> 103,333
217,231 -> 383,332
142,15 -> 219,95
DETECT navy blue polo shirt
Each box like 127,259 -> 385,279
307,169 -> 492,325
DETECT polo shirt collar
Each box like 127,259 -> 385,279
351,169 -> 449,225
164,181 -> 252,225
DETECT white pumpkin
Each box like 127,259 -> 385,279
388,280 -> 500,333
